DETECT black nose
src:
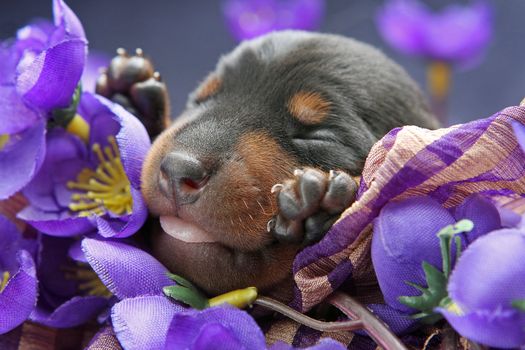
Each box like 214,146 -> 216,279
159,151 -> 209,204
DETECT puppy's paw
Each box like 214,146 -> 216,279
96,48 -> 170,138
268,168 -> 358,245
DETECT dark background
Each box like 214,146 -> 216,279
1,0 -> 524,125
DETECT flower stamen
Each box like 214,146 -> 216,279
0,271 -> 10,293
67,136 -> 133,217
0,134 -> 9,151
63,263 -> 112,298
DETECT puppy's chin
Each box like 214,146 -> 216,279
150,221 -> 298,297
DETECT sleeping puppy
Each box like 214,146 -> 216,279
101,31 -> 438,298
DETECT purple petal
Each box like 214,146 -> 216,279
30,295 -> 107,328
498,207 -> 522,228
447,229 -> 525,312
376,0 -> 492,66
52,0 -> 86,40
424,2 -> 492,66
165,306 -> 266,350
81,51 -> 111,93
111,295 -> 184,350
187,323 -> 244,350
375,0 -> 428,56
68,239 -> 87,263
0,42 -> 21,85
36,235 -> 81,300
0,251 -> 38,334
23,128 -> 88,212
0,85 -> 42,135
453,194 -> 501,244
223,0 -> 325,42
93,94 -> 151,187
94,187 -> 148,238
16,39 -> 87,111
0,120 -> 46,200
438,308 -> 525,348
18,206 -> 93,236
16,20 -> 55,47
82,238 -> 172,299
371,196 -> 455,312
366,303 -> 417,335
0,215 -> 21,273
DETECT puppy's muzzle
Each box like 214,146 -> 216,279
159,151 -> 209,205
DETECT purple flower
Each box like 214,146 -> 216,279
29,235 -> 109,328
165,306 -> 346,350
438,229 -> 525,348
0,215 -> 38,334
222,0 -> 325,42
371,195 -> 501,314
376,0 -> 492,67
82,238 -> 345,350
0,0 -> 87,199
19,92 -> 151,238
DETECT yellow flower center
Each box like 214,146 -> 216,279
67,136 -> 133,217
64,263 -> 112,298
0,134 -> 9,150
0,271 -> 10,293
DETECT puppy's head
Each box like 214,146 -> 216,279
141,31 -> 437,291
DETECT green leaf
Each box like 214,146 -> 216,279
166,273 -> 199,290
398,262 -> 448,323
163,285 -> 209,310
49,83 -> 82,128
398,220 -> 474,325
512,299 -> 525,312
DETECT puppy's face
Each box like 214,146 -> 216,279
141,31 -> 435,293
142,36 -> 366,253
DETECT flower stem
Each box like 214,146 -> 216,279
254,293 -> 407,349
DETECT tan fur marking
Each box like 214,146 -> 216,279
288,91 -> 331,124
195,75 -> 221,103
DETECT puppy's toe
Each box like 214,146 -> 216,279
321,170 -> 358,214
270,168 -> 357,245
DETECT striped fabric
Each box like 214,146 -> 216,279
291,105 -> 525,312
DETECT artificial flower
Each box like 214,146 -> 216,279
29,235 -> 109,328
371,194 -> 501,314
82,238 -> 345,350
19,92 -> 150,238
376,0 -> 492,67
222,0 -> 325,42
0,215 -> 38,334
0,0 -> 87,199
438,228 -> 525,348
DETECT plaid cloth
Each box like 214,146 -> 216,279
291,105 -> 525,314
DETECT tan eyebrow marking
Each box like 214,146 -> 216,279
195,75 -> 221,103
287,91 -> 331,125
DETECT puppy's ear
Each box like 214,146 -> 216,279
195,74 -> 222,103
287,91 -> 331,125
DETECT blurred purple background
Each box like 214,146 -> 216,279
1,0 -> 524,125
